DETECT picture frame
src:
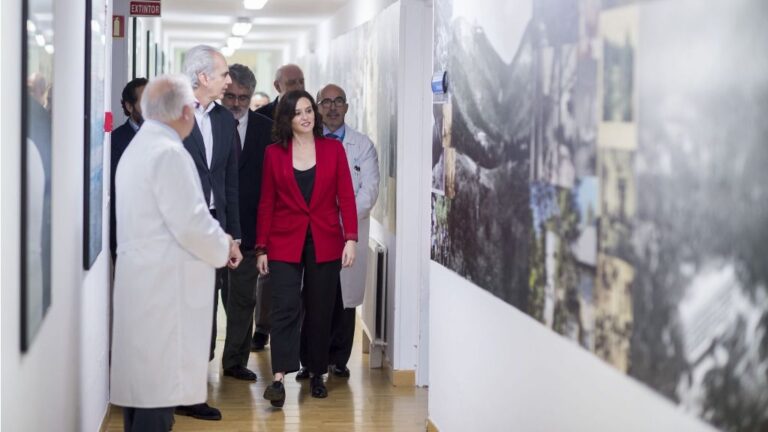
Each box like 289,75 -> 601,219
83,0 -> 108,268
21,0 -> 54,351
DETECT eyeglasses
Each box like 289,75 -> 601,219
223,93 -> 251,104
319,97 -> 347,108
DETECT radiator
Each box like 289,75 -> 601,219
361,238 -> 387,368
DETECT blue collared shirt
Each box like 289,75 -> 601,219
323,124 -> 346,142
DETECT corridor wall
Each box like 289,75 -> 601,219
2,0 -> 113,430
428,0 -> 768,431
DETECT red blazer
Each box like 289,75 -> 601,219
256,137 -> 358,263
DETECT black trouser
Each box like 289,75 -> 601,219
208,207 -> 229,361
210,267 -> 228,361
329,281 -> 356,369
252,272 -> 272,340
122,407 -> 173,432
270,235 -> 340,375
222,250 -> 258,369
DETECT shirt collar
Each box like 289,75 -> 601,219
194,99 -> 216,115
128,118 -> 141,132
323,124 -> 346,141
142,119 -> 182,142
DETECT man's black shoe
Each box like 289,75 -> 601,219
295,367 -> 310,381
223,365 -> 257,381
174,403 -> 222,421
263,380 -> 286,408
251,332 -> 269,351
331,365 -> 350,378
310,375 -> 328,398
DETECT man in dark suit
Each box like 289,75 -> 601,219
175,44 -> 240,422
110,77 -> 147,261
254,63 -> 305,120
219,63 -> 274,381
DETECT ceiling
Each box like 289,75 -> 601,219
162,0 -> 352,54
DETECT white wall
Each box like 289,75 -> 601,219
393,0 -> 433,384
428,263 -> 717,432
110,0 -> 131,126
1,0 -> 112,430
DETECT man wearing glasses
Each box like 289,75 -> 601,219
220,64 -> 275,378
299,84 -> 379,379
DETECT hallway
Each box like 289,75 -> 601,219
105,312 -> 428,431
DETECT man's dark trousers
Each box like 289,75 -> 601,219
221,250 -> 259,368
329,281 -> 356,369
122,407 -> 174,432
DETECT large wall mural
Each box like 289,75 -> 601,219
431,0 -> 768,430
300,2 -> 399,232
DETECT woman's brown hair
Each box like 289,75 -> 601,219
271,89 -> 323,146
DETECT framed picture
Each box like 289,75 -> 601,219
21,0 -> 54,351
83,0 -> 107,268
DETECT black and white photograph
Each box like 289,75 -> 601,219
431,0 -> 768,429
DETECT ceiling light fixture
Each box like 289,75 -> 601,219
243,0 -> 268,10
232,19 -> 252,36
221,46 -> 235,57
226,36 -> 243,50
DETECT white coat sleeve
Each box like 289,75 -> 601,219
151,146 -> 230,268
355,136 -> 380,220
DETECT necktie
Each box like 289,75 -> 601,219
325,133 -> 339,141
234,120 -> 242,160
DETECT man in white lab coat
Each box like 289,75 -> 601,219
313,83 -> 380,377
110,74 -> 242,432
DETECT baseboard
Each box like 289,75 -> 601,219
426,418 -> 440,432
384,358 -> 416,387
362,328 -> 371,354
99,404 -> 112,432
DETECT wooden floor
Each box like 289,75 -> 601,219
105,307 -> 428,431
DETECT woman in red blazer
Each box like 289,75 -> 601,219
256,90 -> 357,406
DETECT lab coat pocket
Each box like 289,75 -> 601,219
182,260 -> 215,308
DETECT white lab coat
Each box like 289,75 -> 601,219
339,125 -> 380,308
110,120 -> 230,408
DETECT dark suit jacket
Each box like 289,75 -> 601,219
182,102 -> 241,239
256,137 -> 358,264
110,120 -> 137,259
237,110 -> 273,250
254,97 -> 278,121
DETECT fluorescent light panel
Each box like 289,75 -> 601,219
243,0 -> 268,10
232,21 -> 252,36
227,36 -> 243,49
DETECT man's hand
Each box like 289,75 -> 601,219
342,240 -> 356,268
256,254 -> 269,275
227,237 -> 243,269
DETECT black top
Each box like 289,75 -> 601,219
294,165 -> 316,205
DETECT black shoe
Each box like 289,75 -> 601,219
331,365 -> 350,378
295,367 -> 310,381
251,332 -> 269,351
223,365 -> 257,381
310,375 -> 328,398
263,380 -> 286,408
175,403 -> 222,421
